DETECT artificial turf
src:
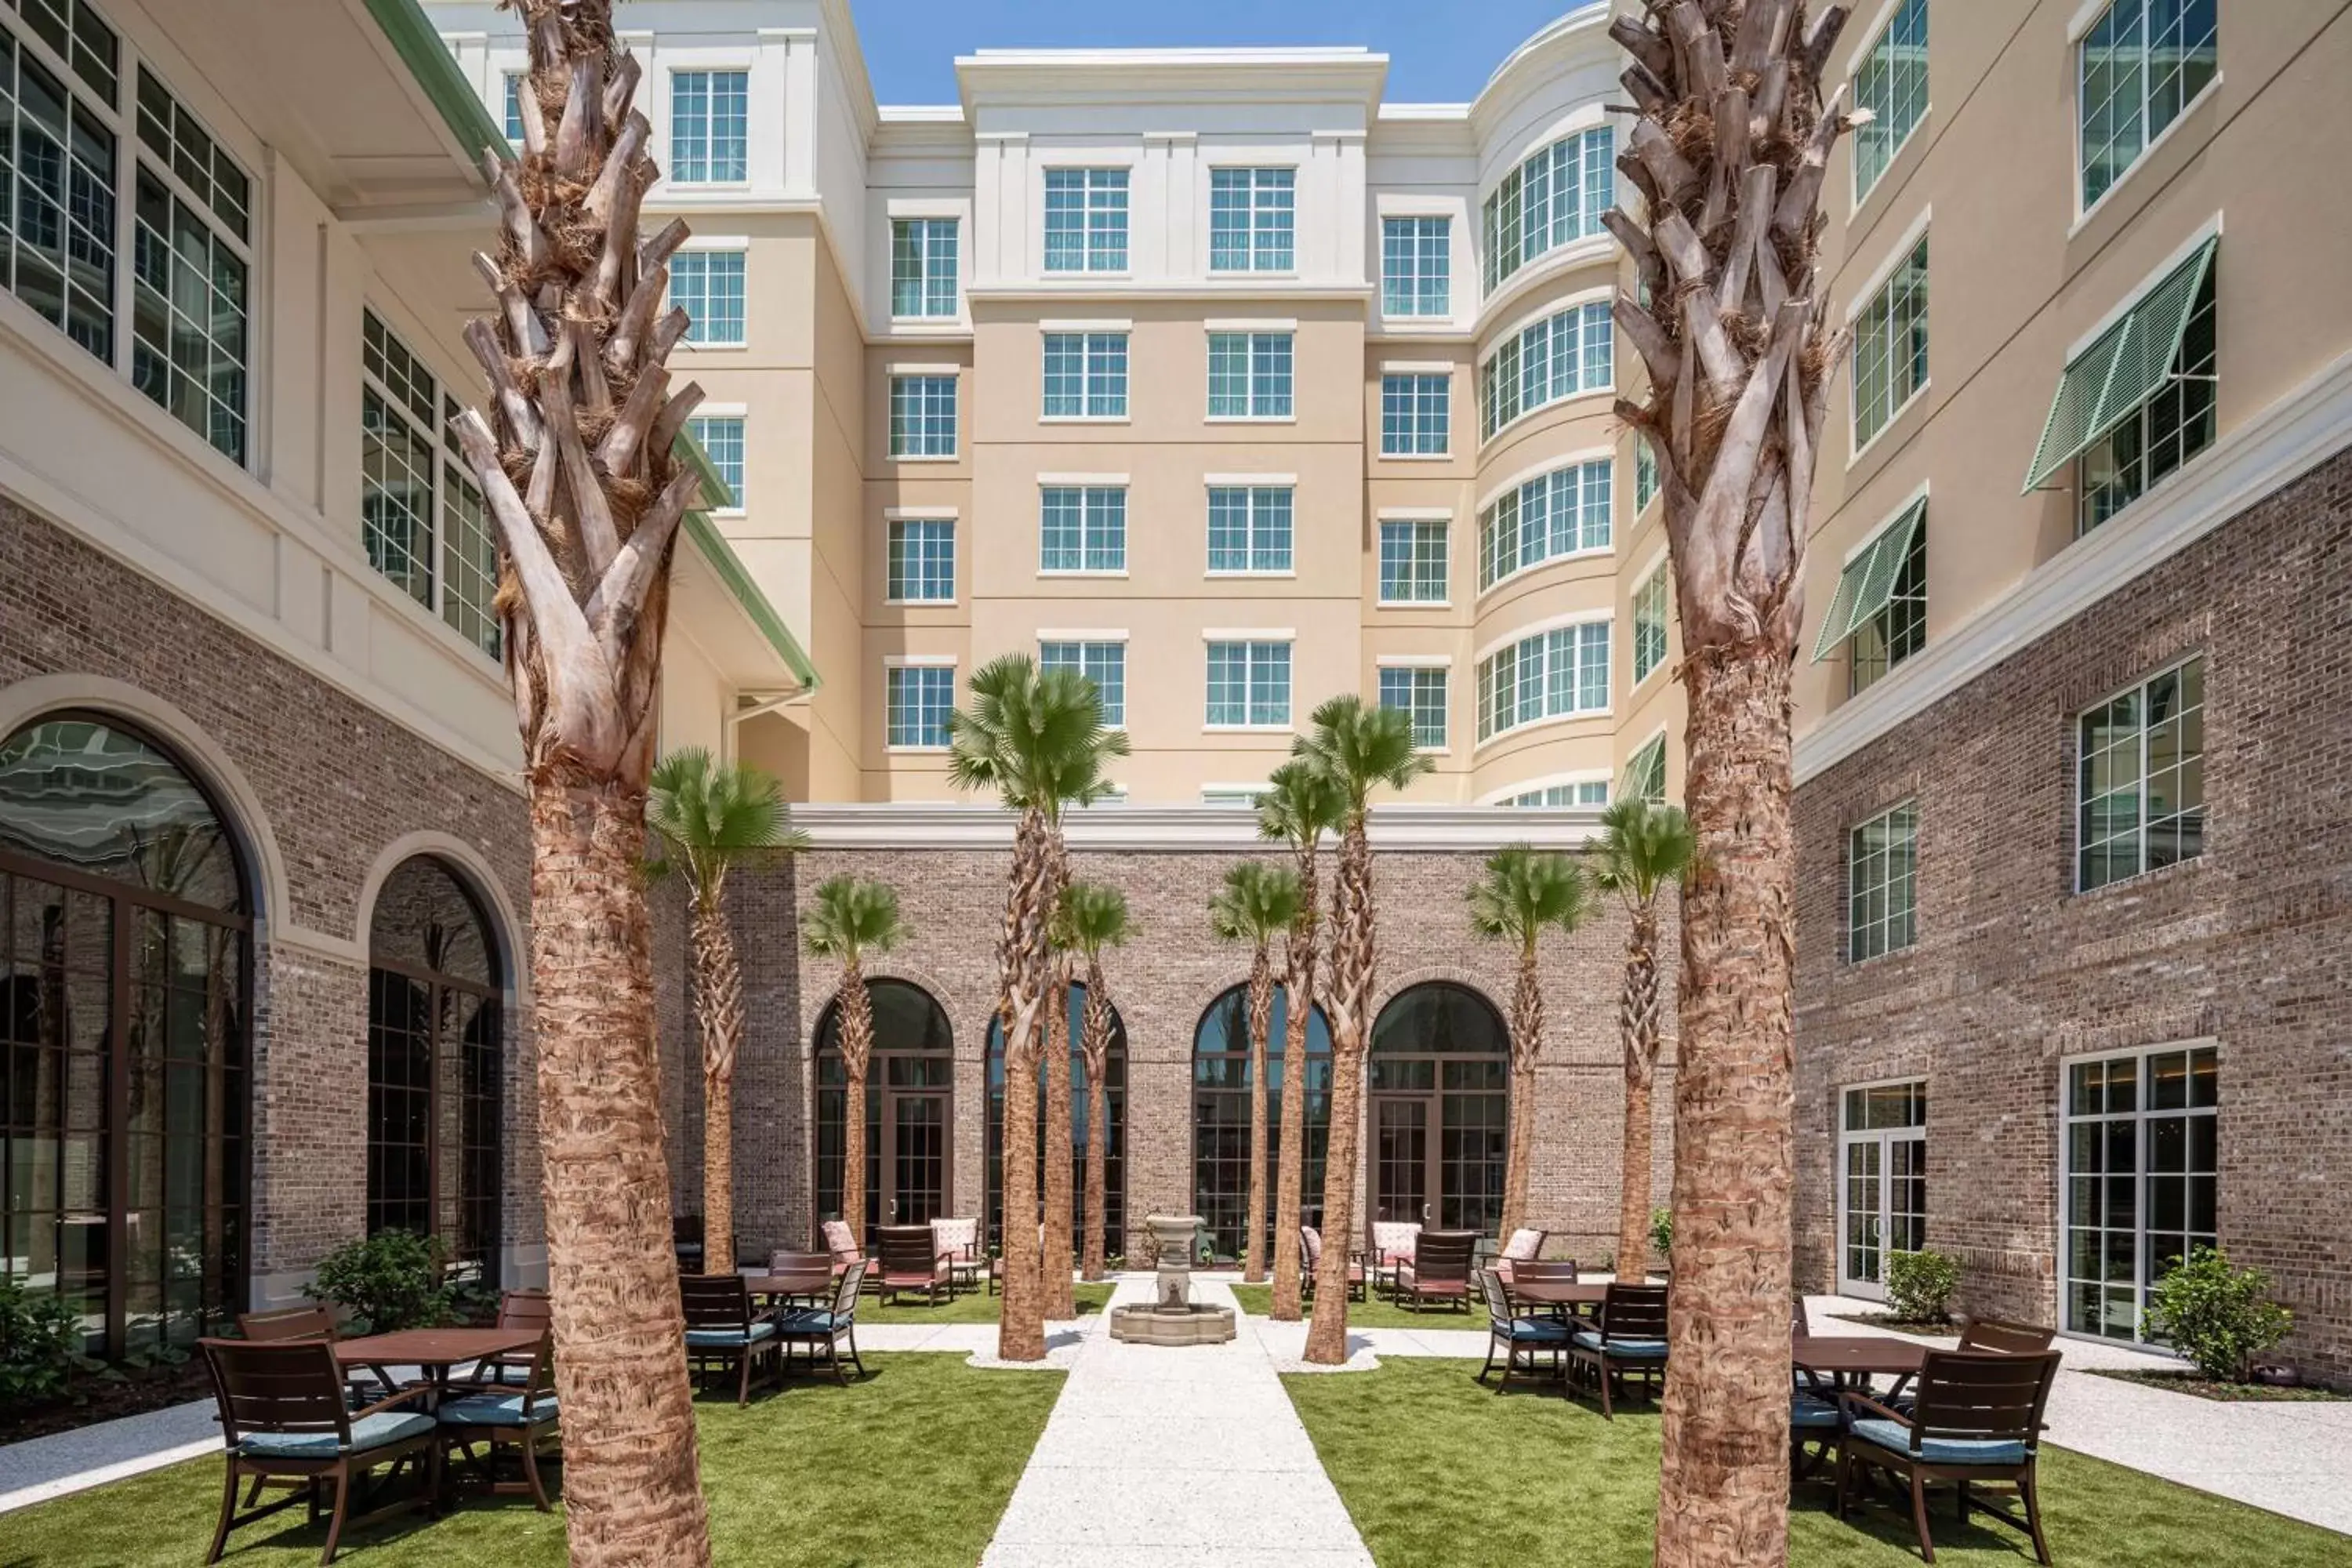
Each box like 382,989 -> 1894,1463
0,1352 -> 1062,1567
1283,1357 -> 2349,1568
857,1280 -> 1112,1325
1227,1282 -> 1483,1331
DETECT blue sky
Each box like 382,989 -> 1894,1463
845,1 -> 1590,106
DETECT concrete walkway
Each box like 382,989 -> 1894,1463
0,1397 -> 220,1515
980,1275 -> 1374,1568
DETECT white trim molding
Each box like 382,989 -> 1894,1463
788,802 -> 1599,851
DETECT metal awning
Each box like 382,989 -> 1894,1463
1812,495 -> 1927,662
2022,236 -> 2219,493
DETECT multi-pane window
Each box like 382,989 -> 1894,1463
891,218 -> 958,318
1377,520 -> 1449,604
2063,1045 -> 2217,1343
1381,216 -> 1450,317
1850,514 -> 1926,695
1502,780 -> 1609,808
131,67 -> 251,463
1206,642 -> 1292,728
684,414 -> 744,509
886,518 -> 955,603
1,3 -> 119,365
889,374 -> 957,458
1039,486 -> 1126,573
1846,802 -> 1918,962
1853,0 -> 1929,202
670,250 -> 746,345
1623,733 -> 1667,803
2078,257 -> 2216,535
1207,332 -> 1294,418
1380,373 -> 1450,456
1207,486 -> 1294,574
1815,498 -> 1928,692
1044,168 -> 1129,272
1042,332 -> 1128,418
2078,657 -> 2204,891
1853,234 -> 1929,448
2080,0 -> 2218,210
502,72 -> 525,143
360,312 -> 499,660
1632,568 -> 1669,684
669,69 -> 747,183
1209,168 -> 1295,272
1475,621 -> 1610,742
1479,300 -> 1613,439
1636,438 -> 1658,511
1477,459 -> 1611,590
1481,125 -> 1613,293
885,665 -> 954,748
1377,666 -> 1448,750
1040,641 -> 1127,726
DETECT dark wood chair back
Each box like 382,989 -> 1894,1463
498,1289 -> 554,1333
770,1249 -> 831,1274
1957,1317 -> 2056,1356
1599,1282 -> 1669,1341
201,1338 -> 352,1449
237,1304 -> 338,1342
1477,1268 -> 1515,1328
1413,1230 -> 1477,1284
830,1259 -> 868,1319
1511,1259 -> 1578,1290
876,1225 -> 940,1277
680,1274 -> 755,1332
1791,1294 -> 1811,1338
1909,1350 -> 2060,1454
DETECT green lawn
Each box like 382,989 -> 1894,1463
1284,1359 -> 2347,1568
0,1354 -> 1060,1567
1229,1283 -> 1483,1331
858,1281 -> 1112,1326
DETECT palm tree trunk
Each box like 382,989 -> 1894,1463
1615,908 -> 1661,1279
689,891 -> 742,1273
1305,822 -> 1373,1366
1269,844 -> 1319,1321
1080,961 -> 1112,1279
1243,945 -> 1273,1281
1498,942 -> 1542,1241
530,777 -> 709,1565
995,808 -> 1054,1363
1042,954 -> 1076,1319
1659,647 -> 1798,1567
839,953 -> 873,1250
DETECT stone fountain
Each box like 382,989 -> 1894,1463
1107,1214 -> 1236,1345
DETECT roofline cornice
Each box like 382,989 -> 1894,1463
789,803 -> 1597,852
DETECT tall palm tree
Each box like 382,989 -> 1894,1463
1056,880 -> 1131,1279
1592,799 -> 1697,1283
946,655 -> 1127,1361
1465,844 -> 1592,1241
1294,696 -> 1432,1365
646,749 -> 804,1276
449,5 -> 719,1557
800,876 -> 907,1250
1040,935 -> 1076,1320
1258,760 -> 1345,1319
1606,5 -> 1857,1561
1209,861 -> 1302,1280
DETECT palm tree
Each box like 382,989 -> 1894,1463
1465,844 -> 1592,1241
646,749 -> 804,1276
1606,5 -> 1858,1561
1258,760 -> 1345,1319
946,655 -> 1127,1361
800,876 -> 907,1251
1209,861 -> 1302,1280
1592,799 -> 1697,1283
1040,935 -> 1077,1320
449,5 -> 720,1557
1294,696 -> 1432,1365
1056,880 -> 1131,1279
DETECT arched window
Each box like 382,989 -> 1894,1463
815,979 -> 953,1233
1191,984 -> 1332,1262
1370,982 -> 1510,1235
987,985 -> 1124,1254
0,714 -> 250,1355
367,858 -> 504,1284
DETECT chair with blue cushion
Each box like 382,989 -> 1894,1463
437,1330 -> 561,1512
1791,1294 -> 1843,1479
1475,1268 -> 1567,1393
1565,1281 -> 1669,1418
1838,1348 -> 2061,1565
778,1258 -> 869,1385
681,1274 -> 781,1405
198,1338 -> 440,1566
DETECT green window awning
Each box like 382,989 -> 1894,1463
1812,496 -> 1926,662
2022,236 -> 2217,493
1620,734 -> 1667,804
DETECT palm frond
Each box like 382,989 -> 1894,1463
946,654 -> 1127,819
1255,757 -> 1345,850
1591,798 -> 1698,905
1209,861 -> 1301,945
1294,694 -> 1435,812
1054,880 -> 1133,961
1468,842 -> 1592,946
804,874 -> 907,961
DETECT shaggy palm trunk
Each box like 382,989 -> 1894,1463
1243,946 -> 1274,1281
1498,942 -> 1544,1242
1615,907 -> 1663,1278
995,809 -> 1057,1363
1269,845 -> 1319,1320
837,953 -> 874,1249
689,891 -> 742,1273
1042,953 -> 1076,1319
1080,964 -> 1114,1279
1304,822 -> 1373,1365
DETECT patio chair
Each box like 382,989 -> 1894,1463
778,1259 -> 869,1385
876,1224 -> 953,1307
673,1214 -> 706,1274
1958,1318 -> 2057,1356
1367,1219 -> 1421,1298
681,1275 -> 781,1405
1299,1225 -> 1366,1301
1838,1349 -> 2062,1565
1566,1282 -> 1669,1418
1393,1229 -> 1477,1313
470,1288 -> 553,1387
437,1330 -> 561,1512
236,1304 -> 390,1414
821,1218 -> 866,1286
1489,1227 -> 1548,1287
198,1338 -> 440,1566
1790,1295 -> 1843,1481
1476,1268 -> 1569,1392
931,1216 -> 983,1295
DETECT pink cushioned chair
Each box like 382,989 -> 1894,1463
1490,1227 -> 1548,1287
1368,1220 -> 1421,1297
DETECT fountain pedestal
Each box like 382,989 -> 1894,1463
1108,1214 -> 1237,1345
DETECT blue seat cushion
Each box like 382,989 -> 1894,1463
1572,1330 -> 1668,1357
439,1391 -> 557,1427
1497,1316 -> 1570,1343
1849,1417 -> 2030,1466
240,1411 -> 435,1458
777,1309 -> 844,1335
1791,1393 -> 1843,1430
685,1323 -> 775,1347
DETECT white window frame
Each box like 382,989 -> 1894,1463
1474,614 -> 1613,746
1632,562 -> 1670,685
883,511 -> 956,605
1477,454 -> 1614,594
1376,515 -> 1451,607
888,371 -> 959,460
1481,123 -> 1615,296
359,307 -> 500,663
1037,481 -> 1128,576
670,246 -> 747,347
2073,0 -> 2221,223
883,658 -> 957,751
1204,481 -> 1295,577
667,67 -> 748,186
1376,660 -> 1450,753
891,216 -> 960,320
1847,0 -> 1930,209
2057,1039 -> 2220,1345
1040,329 -> 1130,421
1479,296 -> 1615,444
1208,165 -> 1297,274
1381,215 -> 1451,318
1043,167 -> 1131,274
1835,1076 -> 1929,1300
1203,637 -> 1294,731
1038,636 -> 1129,728
1846,217 -> 1931,461
2074,654 -> 2205,893
1206,329 -> 1295,421
684,410 -> 745,514
1380,371 -> 1451,457
1845,800 -> 1918,963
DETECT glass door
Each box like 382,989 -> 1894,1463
1836,1081 -> 1927,1300
1840,1138 -> 1884,1296
1371,1098 -> 1428,1225
2063,1046 -> 2216,1341
887,1093 -> 948,1227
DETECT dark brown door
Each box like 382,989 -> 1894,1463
885,1091 -> 949,1225
1372,1097 -> 1429,1224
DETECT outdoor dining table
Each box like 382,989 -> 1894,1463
743,1258 -> 833,1311
334,1327 -> 547,1412
1791,1334 -> 1927,1401
1504,1278 -> 1609,1319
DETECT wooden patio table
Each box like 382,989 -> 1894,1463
335,1327 -> 546,1410
1791,1334 -> 1927,1402
743,1259 -> 833,1310
1504,1278 -> 1609,1316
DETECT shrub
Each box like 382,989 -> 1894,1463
1884,1249 -> 1960,1323
2147,1247 -> 2292,1383
1649,1207 -> 1674,1258
306,1231 -> 459,1334
1,1274 -> 96,1410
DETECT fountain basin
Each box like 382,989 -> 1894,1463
1109,1212 -> 1237,1345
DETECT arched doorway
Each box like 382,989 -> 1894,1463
986,985 -> 1124,1253
815,979 -> 953,1233
1369,982 -> 1510,1235
367,857 -> 505,1285
0,713 -> 250,1356
1191,983 -> 1332,1262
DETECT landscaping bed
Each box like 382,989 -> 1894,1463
1834,1311 -> 1960,1337
1228,1283 -> 1482,1331
2084,1368 -> 2348,1403
1,1357 -> 214,1445
859,1280 -> 1112,1326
